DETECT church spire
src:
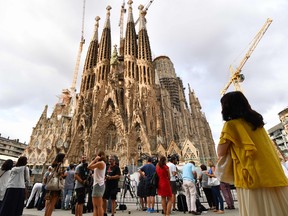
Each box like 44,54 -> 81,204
80,16 -> 100,94
83,16 -> 100,70
124,0 -> 138,81
125,0 -> 137,57
137,5 -> 153,85
96,6 -> 112,85
137,5 -> 152,61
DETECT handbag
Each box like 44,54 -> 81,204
208,177 -> 220,186
46,164 -> 64,191
215,153 -> 234,184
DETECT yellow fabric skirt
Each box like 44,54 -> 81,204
237,186 -> 288,216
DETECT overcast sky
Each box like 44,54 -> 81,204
0,0 -> 287,145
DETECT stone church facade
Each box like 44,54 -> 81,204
23,2 -> 216,171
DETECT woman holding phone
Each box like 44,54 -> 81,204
87,150 -> 106,216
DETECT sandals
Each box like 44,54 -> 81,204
225,206 -> 236,210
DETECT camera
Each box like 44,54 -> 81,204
175,175 -> 183,190
123,166 -> 129,175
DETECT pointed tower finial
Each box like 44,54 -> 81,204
138,5 -> 147,31
127,0 -> 134,23
104,5 -> 112,29
92,16 -> 101,41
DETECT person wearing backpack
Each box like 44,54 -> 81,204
139,157 -> 157,213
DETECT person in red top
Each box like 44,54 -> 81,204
156,155 -> 172,216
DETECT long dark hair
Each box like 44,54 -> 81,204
158,155 -> 167,168
15,156 -> 27,167
52,153 -> 65,167
1,159 -> 13,171
221,91 -> 264,130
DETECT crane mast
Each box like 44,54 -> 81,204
220,18 -> 273,96
69,0 -> 86,116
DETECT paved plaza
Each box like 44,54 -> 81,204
23,202 -> 240,216
23,187 -> 240,216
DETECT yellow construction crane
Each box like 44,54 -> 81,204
135,0 -> 155,25
220,18 -> 273,96
69,0 -> 86,116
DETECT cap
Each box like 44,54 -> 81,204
48,166 -> 53,170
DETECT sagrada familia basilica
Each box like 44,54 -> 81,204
23,1 -> 216,171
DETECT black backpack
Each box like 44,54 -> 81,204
150,172 -> 159,188
79,163 -> 89,180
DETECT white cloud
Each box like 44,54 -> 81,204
0,0 -> 287,144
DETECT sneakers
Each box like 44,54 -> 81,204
215,210 -> 224,214
146,207 -> 156,213
191,211 -> 201,215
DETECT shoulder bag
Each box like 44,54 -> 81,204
215,152 -> 234,184
207,176 -> 220,186
46,164 -> 64,191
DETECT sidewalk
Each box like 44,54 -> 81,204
23,203 -> 240,216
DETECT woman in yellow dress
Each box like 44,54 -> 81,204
217,91 -> 288,216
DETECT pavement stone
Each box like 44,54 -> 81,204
23,202 -> 240,216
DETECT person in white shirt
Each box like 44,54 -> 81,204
0,159 -> 14,209
26,182 -> 43,208
87,151 -> 106,216
166,155 -> 178,211
0,156 -> 30,216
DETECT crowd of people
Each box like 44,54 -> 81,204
0,152 -> 229,216
1,91 -> 288,216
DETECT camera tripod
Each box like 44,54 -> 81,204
119,174 -> 139,210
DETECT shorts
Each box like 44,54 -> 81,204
45,190 -> 61,200
170,181 -> 177,194
92,184 -> 105,197
145,183 -> 156,197
75,187 -> 86,204
103,187 -> 118,200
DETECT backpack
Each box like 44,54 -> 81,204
79,163 -> 89,180
150,172 -> 159,188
